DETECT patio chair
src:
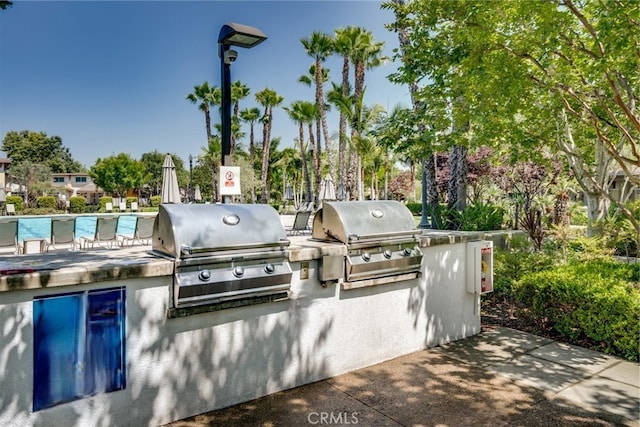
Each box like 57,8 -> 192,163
118,215 -> 155,246
0,218 -> 21,254
80,216 -> 119,249
130,201 -> 138,212
6,204 -> 16,215
119,201 -> 127,212
46,217 -> 77,251
105,202 -> 113,213
286,210 -> 312,236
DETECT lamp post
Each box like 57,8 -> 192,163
188,154 -> 193,203
218,22 -> 267,169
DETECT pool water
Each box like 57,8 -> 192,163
17,215 -> 137,242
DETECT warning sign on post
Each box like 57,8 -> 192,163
219,166 -> 241,195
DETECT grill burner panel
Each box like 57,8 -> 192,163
152,204 -> 292,310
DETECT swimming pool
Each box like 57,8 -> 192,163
17,215 -> 137,242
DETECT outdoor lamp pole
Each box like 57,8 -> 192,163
218,22 -> 267,169
188,154 -> 193,203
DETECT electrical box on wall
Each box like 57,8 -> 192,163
466,241 -> 493,294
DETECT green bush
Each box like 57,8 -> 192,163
493,242 -> 557,296
513,259 -> 640,361
405,203 -> 422,216
150,195 -> 161,207
22,207 -> 62,215
69,196 -> 87,213
460,202 -> 505,231
6,195 -> 23,211
36,196 -> 57,209
99,196 -> 113,212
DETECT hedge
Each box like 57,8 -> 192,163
513,259 -> 640,361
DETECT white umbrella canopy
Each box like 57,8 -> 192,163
318,175 -> 336,201
161,154 -> 181,204
193,184 -> 202,202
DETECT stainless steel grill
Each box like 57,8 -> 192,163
152,204 -> 292,309
312,201 -> 423,288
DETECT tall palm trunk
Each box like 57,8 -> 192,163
447,145 -> 467,211
300,125 -> 312,203
308,122 -> 320,204
338,57 -> 349,199
394,0 -> 440,225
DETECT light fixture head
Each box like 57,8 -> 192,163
218,22 -> 267,49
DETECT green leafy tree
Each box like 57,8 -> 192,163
8,161 -> 54,206
383,0 -> 639,236
2,130 -> 84,172
89,153 -> 149,197
140,150 -> 167,196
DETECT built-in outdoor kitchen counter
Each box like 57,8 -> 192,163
0,230 -> 488,293
0,206 -> 506,427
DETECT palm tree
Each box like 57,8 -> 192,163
255,87 -> 284,203
283,101 -> 315,203
301,31 -> 335,183
186,82 -> 220,144
333,26 -> 360,199
231,81 -> 251,158
240,107 -> 262,203
347,28 -> 386,200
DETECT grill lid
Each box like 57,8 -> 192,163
312,200 -> 420,244
152,204 -> 288,259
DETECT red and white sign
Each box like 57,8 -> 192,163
219,166 -> 241,195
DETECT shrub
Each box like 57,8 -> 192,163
150,195 -> 161,207
513,259 -> 640,361
69,196 -> 87,213
22,207 -> 62,215
36,196 -> 57,209
405,203 -> 422,216
460,202 -> 505,231
6,195 -> 23,211
99,196 -> 113,211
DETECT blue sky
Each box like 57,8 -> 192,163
0,1 -> 411,168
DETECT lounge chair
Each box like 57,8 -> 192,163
80,216 -> 119,249
6,204 -> 16,215
286,210 -> 312,236
130,201 -> 138,212
105,202 -> 113,213
118,215 -> 155,246
46,217 -> 77,251
119,202 -> 127,212
0,219 -> 21,254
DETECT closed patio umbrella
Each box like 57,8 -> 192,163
161,154 -> 181,204
193,184 -> 202,202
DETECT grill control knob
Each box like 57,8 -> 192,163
402,248 -> 413,256
233,266 -> 244,278
264,263 -> 275,274
362,252 -> 371,262
383,249 -> 392,259
198,270 -> 211,281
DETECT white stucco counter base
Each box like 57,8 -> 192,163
0,231 -> 497,427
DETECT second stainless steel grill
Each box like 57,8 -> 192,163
312,201 -> 423,288
152,204 -> 292,309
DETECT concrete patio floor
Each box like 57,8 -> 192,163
166,326 -> 639,427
